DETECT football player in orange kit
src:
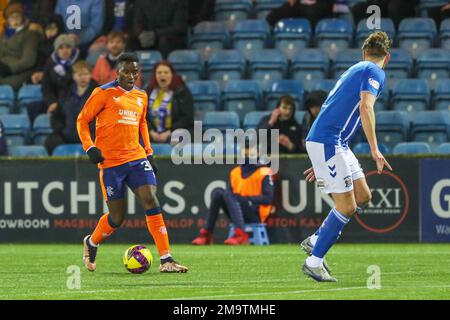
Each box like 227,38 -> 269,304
77,53 -> 188,273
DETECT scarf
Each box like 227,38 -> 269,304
4,24 -> 24,38
149,89 -> 173,133
51,48 -> 79,77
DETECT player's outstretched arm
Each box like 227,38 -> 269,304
360,92 -> 392,174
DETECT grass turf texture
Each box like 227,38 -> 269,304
0,244 -> 449,300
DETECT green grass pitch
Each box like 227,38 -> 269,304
1,244 -> 449,300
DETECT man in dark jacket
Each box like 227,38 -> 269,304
301,90 -> 327,152
257,95 -> 302,154
129,0 -> 188,58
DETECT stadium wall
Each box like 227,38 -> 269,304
0,156 -> 448,243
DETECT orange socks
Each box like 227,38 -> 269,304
146,213 -> 170,257
91,213 -> 117,246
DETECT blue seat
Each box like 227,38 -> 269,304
203,111 -> 240,132
433,79 -> 450,111
187,81 -> 221,119
419,0 -> 448,16
312,79 -> 337,94
411,111 -> 450,146
353,142 -> 390,155
248,49 -> 288,87
291,49 -> 329,91
207,50 -> 246,85
17,84 -> 43,109
254,0 -> 284,19
356,18 -> 396,47
294,111 -> 305,125
435,142 -> 450,154
265,80 -> 304,110
168,50 -> 204,82
228,223 -> 270,245
384,49 -> 413,80
222,80 -> 263,120
416,49 -> 450,82
189,21 -> 230,50
52,144 -> 85,156
333,49 -> 362,78
215,0 -> 252,21
398,18 -> 437,58
151,144 -> 173,157
274,18 -> 312,57
393,142 -> 432,154
0,114 -> 30,147
315,18 -> 354,57
392,79 -> 430,112
243,111 -> 270,130
375,85 -> 390,111
439,18 -> 450,50
32,114 -> 52,145
0,85 -> 14,109
10,145 -> 48,158
136,50 -> 162,81
375,111 -> 409,150
232,20 -> 271,58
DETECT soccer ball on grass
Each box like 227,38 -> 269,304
123,245 -> 152,274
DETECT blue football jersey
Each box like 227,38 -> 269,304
306,61 -> 385,147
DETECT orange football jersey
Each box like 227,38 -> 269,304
77,80 -> 153,169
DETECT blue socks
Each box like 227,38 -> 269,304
311,208 -> 350,259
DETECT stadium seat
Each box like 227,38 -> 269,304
32,114 -> 52,145
435,142 -> 450,154
247,49 -> 288,87
207,50 -> 246,86
232,20 -> 271,58
254,0 -> 284,19
384,49 -> 413,80
0,114 -> 30,147
222,80 -> 263,120
416,49 -> 450,85
168,50 -> 204,82
398,18 -> 437,58
189,21 -> 231,50
312,79 -> 337,94
376,111 -> 409,150
0,85 -> 14,110
353,142 -> 390,155
265,80 -> 304,110
136,50 -> 162,81
439,18 -> 450,50
433,79 -> 450,111
392,79 -> 430,112
291,49 -> 329,92
411,111 -> 450,146
243,111 -> 270,130
52,144 -> 85,156
10,145 -> 48,158
392,142 -> 432,154
356,18 -> 396,47
419,0 -> 448,16
17,84 -> 43,109
228,223 -> 270,245
151,143 -> 173,157
332,49 -> 362,78
187,81 -> 221,119
274,18 -> 312,58
203,111 -> 240,132
315,18 -> 354,58
375,85 -> 390,111
214,0 -> 253,22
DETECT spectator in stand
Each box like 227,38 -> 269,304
188,0 -> 216,27
146,61 -> 193,144
257,95 -> 302,154
55,0 -> 104,56
31,15 -> 64,85
0,2 -> 41,90
27,34 -> 80,122
92,31 -> 142,87
12,0 -> 57,28
351,0 -> 419,28
426,1 -> 450,27
300,90 -> 327,152
129,0 -> 188,58
45,60 -> 97,154
266,0 -> 333,29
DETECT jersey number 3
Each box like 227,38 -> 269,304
141,160 -> 153,172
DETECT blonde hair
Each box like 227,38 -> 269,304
362,31 -> 391,59
72,60 -> 91,74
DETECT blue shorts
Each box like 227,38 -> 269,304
99,158 -> 156,202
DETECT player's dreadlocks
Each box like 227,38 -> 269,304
362,31 -> 391,59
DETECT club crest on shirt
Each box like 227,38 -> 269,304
344,175 -> 352,188
137,97 -> 143,107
